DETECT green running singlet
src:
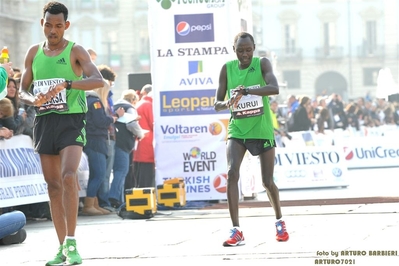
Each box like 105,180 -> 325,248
226,57 -> 274,140
32,41 -> 86,116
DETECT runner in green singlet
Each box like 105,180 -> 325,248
214,32 -> 289,247
19,2 -> 104,265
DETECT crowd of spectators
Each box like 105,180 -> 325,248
272,93 -> 399,135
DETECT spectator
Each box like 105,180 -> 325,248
1,62 -> 14,99
87,48 -> 97,62
133,85 -> 155,188
3,78 -> 26,134
316,107 -> 333,134
383,103 -> 397,125
291,96 -> 312,132
287,94 -> 299,115
97,64 -> 117,211
83,80 -> 124,215
345,103 -> 360,131
0,210 -> 27,245
369,102 -> 382,126
108,90 -> 144,208
0,97 -> 14,139
328,93 -> 347,130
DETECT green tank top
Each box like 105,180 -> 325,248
32,41 -> 86,116
226,57 -> 274,140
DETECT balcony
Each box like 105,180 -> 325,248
272,48 -> 302,62
357,44 -> 385,59
315,46 -> 344,60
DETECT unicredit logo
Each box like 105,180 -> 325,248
344,146 -> 399,160
176,21 -> 190,36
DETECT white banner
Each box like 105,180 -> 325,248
274,146 -> 349,189
149,0 -> 249,200
240,146 -> 349,195
340,136 -> 399,169
284,126 -> 399,169
0,135 -> 89,208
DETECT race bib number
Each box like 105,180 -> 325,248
33,78 -> 69,113
231,84 -> 264,119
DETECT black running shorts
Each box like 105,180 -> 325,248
33,113 -> 86,155
229,138 -> 276,156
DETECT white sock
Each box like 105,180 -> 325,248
64,236 -> 75,241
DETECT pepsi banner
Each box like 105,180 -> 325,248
149,0 -> 245,200
174,13 -> 215,43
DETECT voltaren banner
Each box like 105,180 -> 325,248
148,0 -> 249,200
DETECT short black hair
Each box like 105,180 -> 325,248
43,1 -> 68,21
97,65 -> 116,82
233,32 -> 255,46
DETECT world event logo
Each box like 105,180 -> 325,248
175,13 -> 214,43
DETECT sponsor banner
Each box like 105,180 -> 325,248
149,0 -> 243,200
240,146 -> 349,194
156,138 -> 228,201
155,116 -> 228,201
274,146 -> 349,189
156,117 -> 228,144
285,126 -> 399,168
340,136 -> 399,169
0,135 -> 89,208
160,89 -> 229,116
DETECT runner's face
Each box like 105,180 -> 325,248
41,12 -> 69,46
234,37 -> 255,68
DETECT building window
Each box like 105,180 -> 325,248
284,24 -> 296,55
283,70 -> 301,89
323,22 -> 336,56
359,6 -> 383,56
80,0 -> 94,9
365,20 -> 377,54
363,68 -> 380,86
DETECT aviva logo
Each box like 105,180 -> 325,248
188,61 -> 203,75
56,58 -> 67,65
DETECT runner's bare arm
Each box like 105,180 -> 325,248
235,57 -> 279,97
59,44 -> 103,92
214,64 -> 231,111
19,44 -> 40,106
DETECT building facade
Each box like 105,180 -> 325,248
1,0 -> 398,101
252,0 -> 399,102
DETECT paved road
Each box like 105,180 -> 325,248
1,168 -> 398,265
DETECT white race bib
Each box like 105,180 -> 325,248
33,78 -> 69,113
231,84 -> 264,119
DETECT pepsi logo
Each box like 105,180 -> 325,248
343,147 -> 354,160
176,21 -> 190,36
213,173 -> 227,193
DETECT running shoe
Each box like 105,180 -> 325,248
45,245 -> 66,266
63,239 -> 82,265
223,227 -> 245,247
275,220 -> 289,242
